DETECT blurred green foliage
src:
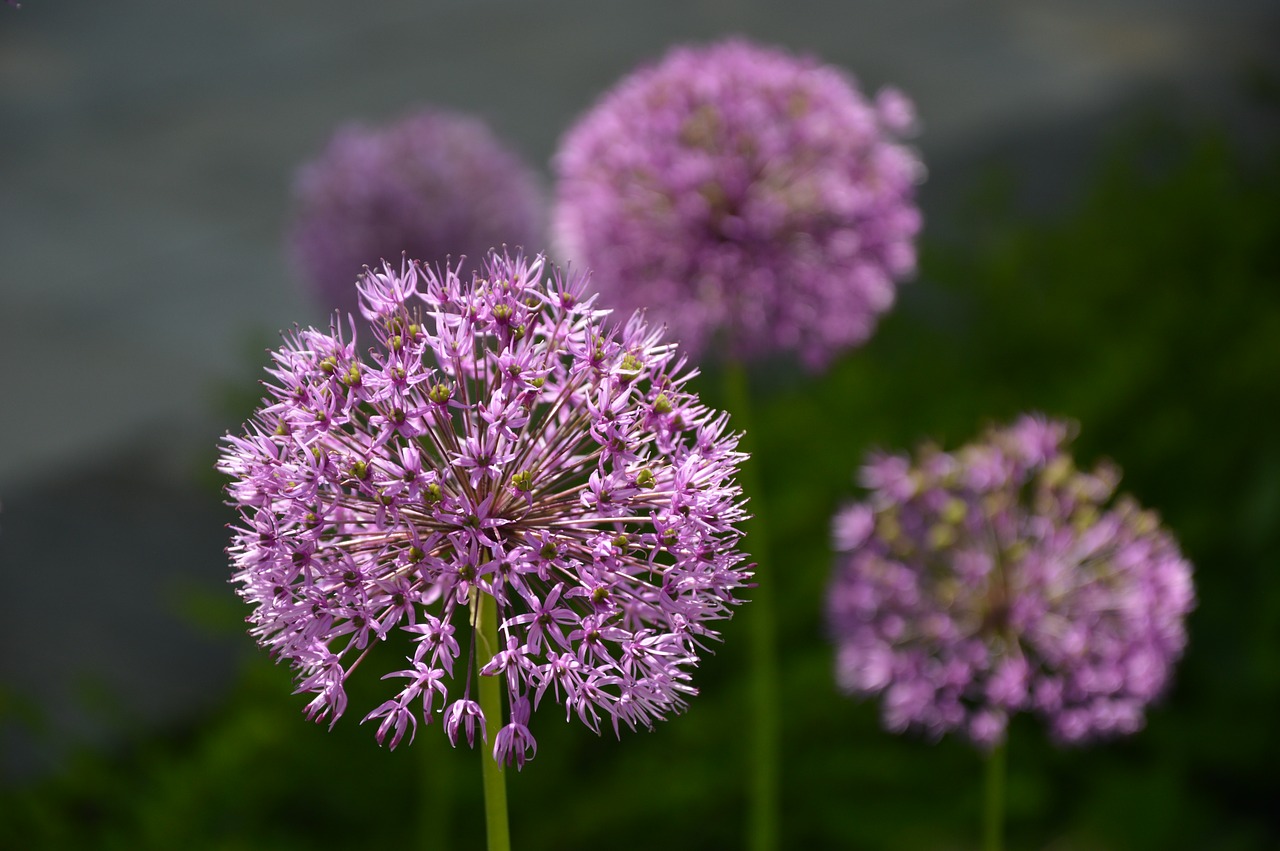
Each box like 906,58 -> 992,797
5,118 -> 1279,850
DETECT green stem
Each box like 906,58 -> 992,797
724,362 -> 779,851
474,591 -> 512,851
983,740 -> 1006,851
420,723 -> 453,851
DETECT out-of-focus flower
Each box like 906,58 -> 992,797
289,109 -> 544,319
217,251 -> 751,764
552,38 -> 922,368
827,415 -> 1195,748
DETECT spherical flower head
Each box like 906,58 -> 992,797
217,251 -> 752,764
552,38 -> 923,369
289,108 -> 545,319
827,415 -> 1195,748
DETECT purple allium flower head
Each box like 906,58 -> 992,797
217,251 -> 751,764
552,39 -> 923,369
289,108 -> 544,319
827,415 -> 1195,748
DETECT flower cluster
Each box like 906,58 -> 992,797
552,38 -> 922,368
827,416 -> 1195,748
289,108 -> 544,319
218,251 -> 751,765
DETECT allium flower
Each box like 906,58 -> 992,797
827,415 -> 1195,748
217,251 -> 751,763
289,108 -> 544,319
552,38 -> 922,368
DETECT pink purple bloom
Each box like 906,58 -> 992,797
289,108 -> 544,319
827,415 -> 1195,748
218,251 -> 751,764
552,38 -> 922,368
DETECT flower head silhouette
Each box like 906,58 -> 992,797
290,109 -> 543,319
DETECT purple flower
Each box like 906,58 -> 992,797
289,108 -> 544,320
552,38 -> 922,369
218,251 -> 751,763
827,415 -> 1195,748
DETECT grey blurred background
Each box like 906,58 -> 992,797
2,0 -> 1276,781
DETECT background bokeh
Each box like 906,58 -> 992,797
2,1 -> 1278,848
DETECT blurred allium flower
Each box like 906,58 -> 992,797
827,415 -> 1195,748
552,39 -> 922,368
217,251 -> 751,763
289,109 -> 544,319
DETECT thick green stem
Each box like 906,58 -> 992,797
420,724 -> 453,851
983,740 -> 1006,851
724,362 -> 779,851
474,591 -> 511,851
